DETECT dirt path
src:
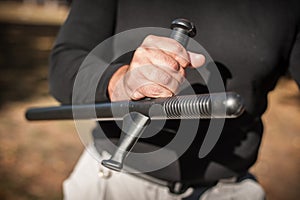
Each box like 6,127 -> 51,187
0,97 -> 83,199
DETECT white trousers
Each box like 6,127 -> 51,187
63,146 -> 265,200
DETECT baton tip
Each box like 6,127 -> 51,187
101,159 -> 123,172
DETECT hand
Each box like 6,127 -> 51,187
108,35 -> 205,101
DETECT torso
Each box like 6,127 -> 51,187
97,0 -> 299,183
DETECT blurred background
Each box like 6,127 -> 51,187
0,0 -> 299,199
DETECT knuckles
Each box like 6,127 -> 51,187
143,35 -> 185,55
141,35 -> 190,68
162,55 -> 180,71
143,35 -> 156,43
134,46 -> 148,58
154,70 -> 172,85
126,35 -> 190,98
174,54 -> 189,68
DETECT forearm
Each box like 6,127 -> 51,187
49,46 -> 87,104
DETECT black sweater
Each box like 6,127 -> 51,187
50,0 -> 300,184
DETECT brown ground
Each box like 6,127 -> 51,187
0,2 -> 299,200
0,98 -> 83,200
251,78 -> 300,200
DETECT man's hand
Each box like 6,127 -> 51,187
108,35 -> 205,101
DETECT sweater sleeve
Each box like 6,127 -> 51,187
289,30 -> 300,88
49,0 -> 119,104
288,0 -> 300,89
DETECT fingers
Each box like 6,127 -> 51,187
132,47 -> 185,83
131,84 -> 173,100
139,64 -> 182,92
142,35 -> 205,68
109,35 -> 206,101
141,35 -> 190,68
127,36 -> 205,100
124,65 -> 180,99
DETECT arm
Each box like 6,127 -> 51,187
50,0 -> 205,104
289,31 -> 300,88
49,0 -> 118,104
288,0 -> 300,88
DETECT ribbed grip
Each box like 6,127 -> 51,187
170,18 -> 196,47
160,92 -> 244,119
163,94 -> 211,119
170,28 -> 190,47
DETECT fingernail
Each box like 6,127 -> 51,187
194,54 -> 205,60
190,52 -> 205,67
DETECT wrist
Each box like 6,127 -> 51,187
108,64 -> 130,101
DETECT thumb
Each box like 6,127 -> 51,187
188,51 -> 205,68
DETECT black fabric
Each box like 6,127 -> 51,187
50,0 -> 300,184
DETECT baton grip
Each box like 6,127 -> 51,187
162,92 -> 244,119
170,18 -> 196,47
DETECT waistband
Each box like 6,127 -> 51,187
131,171 -> 217,194
98,150 -> 252,195
128,170 -> 254,194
